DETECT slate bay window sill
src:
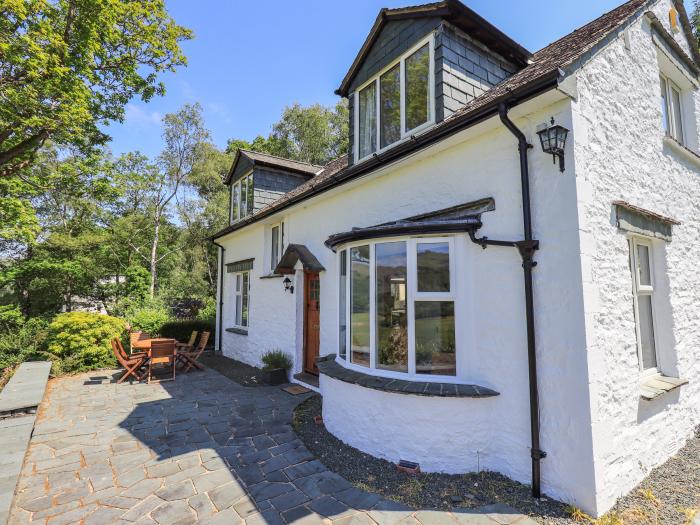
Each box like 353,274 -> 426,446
316,354 -> 499,398
225,327 -> 248,336
260,273 -> 284,279
663,136 -> 700,166
639,373 -> 688,400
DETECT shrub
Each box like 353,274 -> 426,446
261,349 -> 292,371
0,316 -> 51,372
158,320 -> 214,343
197,296 -> 216,322
125,298 -> 170,336
46,312 -> 126,373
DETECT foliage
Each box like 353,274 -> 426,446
261,349 -> 293,371
197,297 -> 217,322
45,312 -> 126,373
0,315 -> 50,372
692,1 -> 700,49
158,320 -> 214,343
123,298 -> 170,336
124,265 -> 151,302
0,0 -> 191,177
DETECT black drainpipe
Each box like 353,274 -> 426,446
468,102 -> 545,498
212,240 -> 225,354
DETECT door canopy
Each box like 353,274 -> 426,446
275,244 -> 325,275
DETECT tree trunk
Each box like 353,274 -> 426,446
149,210 -> 161,298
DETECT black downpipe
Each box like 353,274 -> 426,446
212,240 -> 225,354
469,102 -> 545,498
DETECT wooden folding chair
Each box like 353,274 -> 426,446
178,331 -> 209,373
116,337 -> 147,360
175,331 -> 198,353
148,340 -> 176,383
112,339 -> 147,384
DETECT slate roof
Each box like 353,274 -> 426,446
212,0 -> 698,241
223,149 -> 322,184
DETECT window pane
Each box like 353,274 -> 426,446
271,226 -> 280,271
637,245 -> 651,287
350,245 -> 370,367
671,87 -> 683,142
339,250 -> 347,359
246,175 -> 255,215
231,183 -> 240,221
405,44 -> 430,131
376,242 -> 408,372
380,64 -> 401,148
660,76 -> 669,135
241,272 -> 249,327
240,177 -> 248,217
417,242 -> 450,292
415,301 -> 456,376
637,295 -> 657,369
359,83 -> 377,158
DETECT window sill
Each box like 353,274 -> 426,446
316,354 -> 499,398
225,327 -> 248,336
260,273 -> 284,279
639,373 -> 687,400
663,136 -> 700,166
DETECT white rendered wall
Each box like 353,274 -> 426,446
217,94 -> 601,510
572,0 -> 700,515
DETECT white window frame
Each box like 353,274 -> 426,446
660,73 -> 685,144
231,171 -> 254,223
233,270 -> 250,329
269,221 -> 284,273
353,35 -> 435,164
629,236 -> 659,376
337,234 -> 459,382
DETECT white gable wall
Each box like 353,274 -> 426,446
572,0 -> 700,514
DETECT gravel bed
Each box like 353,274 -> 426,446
293,394 -> 574,524
611,426 -> 699,525
198,352 -> 264,386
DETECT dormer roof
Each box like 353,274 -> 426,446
224,149 -> 322,185
335,0 -> 532,97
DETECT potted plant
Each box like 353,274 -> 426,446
261,349 -> 292,386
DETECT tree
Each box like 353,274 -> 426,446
0,0 -> 192,177
692,1 -> 700,49
117,104 -> 209,297
266,101 -> 348,165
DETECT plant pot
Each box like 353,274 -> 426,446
262,368 -> 287,386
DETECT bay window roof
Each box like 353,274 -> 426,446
325,197 -> 493,250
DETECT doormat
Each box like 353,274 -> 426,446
282,385 -> 311,395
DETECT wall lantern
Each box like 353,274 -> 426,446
537,117 -> 569,172
283,276 -> 294,294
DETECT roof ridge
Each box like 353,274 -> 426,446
238,149 -> 323,168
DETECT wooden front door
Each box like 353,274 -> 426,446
304,271 -> 320,374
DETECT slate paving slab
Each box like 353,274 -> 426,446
7,367 -> 537,525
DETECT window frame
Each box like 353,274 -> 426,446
233,270 -> 251,330
337,234 -> 459,382
269,222 -> 284,273
353,35 -> 435,164
230,171 -> 254,223
660,73 -> 685,144
629,236 -> 659,376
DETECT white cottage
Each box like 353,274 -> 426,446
212,0 -> 700,516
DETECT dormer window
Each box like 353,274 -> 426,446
231,172 -> 254,222
355,36 -> 434,163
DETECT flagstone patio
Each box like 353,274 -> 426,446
7,367 -> 538,525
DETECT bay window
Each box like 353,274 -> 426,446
355,37 -> 434,162
339,236 -> 457,379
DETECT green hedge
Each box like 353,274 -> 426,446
158,320 -> 214,343
46,312 -> 127,373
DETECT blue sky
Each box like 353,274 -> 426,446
105,0 -> 694,158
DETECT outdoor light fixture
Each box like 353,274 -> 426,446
283,276 -> 294,294
537,117 -> 569,172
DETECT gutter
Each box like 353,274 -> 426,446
468,102 -> 544,498
212,69 -> 562,242
211,239 -> 225,354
